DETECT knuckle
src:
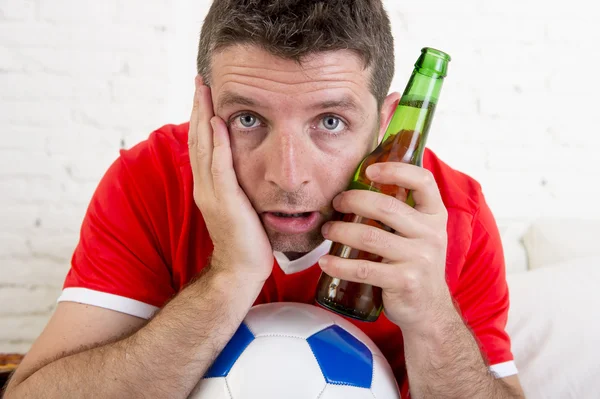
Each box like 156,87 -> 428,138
362,228 -> 384,250
379,194 -> 402,215
416,250 -> 434,266
356,260 -> 371,280
426,226 -> 448,245
187,134 -> 196,149
421,169 -> 436,186
434,231 -> 448,249
426,226 -> 447,251
210,159 -> 224,178
196,144 -> 211,161
400,270 -> 421,294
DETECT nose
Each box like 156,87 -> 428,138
263,131 -> 311,193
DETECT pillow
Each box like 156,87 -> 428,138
497,219 -> 530,274
505,255 -> 600,399
522,218 -> 600,270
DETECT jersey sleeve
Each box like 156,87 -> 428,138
452,195 -> 518,379
58,147 -> 176,319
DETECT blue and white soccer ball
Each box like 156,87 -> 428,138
190,302 -> 400,399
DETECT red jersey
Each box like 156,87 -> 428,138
60,123 -> 517,394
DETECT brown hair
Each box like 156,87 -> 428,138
197,0 -> 395,108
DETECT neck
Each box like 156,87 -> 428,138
283,252 -> 307,261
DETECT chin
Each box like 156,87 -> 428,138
268,230 -> 325,253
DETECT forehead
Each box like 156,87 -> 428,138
209,45 -> 375,110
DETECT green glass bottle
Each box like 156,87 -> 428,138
314,47 -> 451,322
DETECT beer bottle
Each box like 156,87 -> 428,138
314,47 -> 451,322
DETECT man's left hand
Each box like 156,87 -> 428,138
319,162 -> 456,331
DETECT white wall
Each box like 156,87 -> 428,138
0,0 -> 598,352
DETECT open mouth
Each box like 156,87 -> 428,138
271,212 -> 312,218
263,211 -> 320,234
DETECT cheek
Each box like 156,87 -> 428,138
230,141 -> 262,198
315,143 -> 371,198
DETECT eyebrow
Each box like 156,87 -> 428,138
309,97 -> 362,113
216,90 -> 363,116
216,91 -> 259,113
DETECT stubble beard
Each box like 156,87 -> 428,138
266,227 -> 326,254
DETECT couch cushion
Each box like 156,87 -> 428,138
497,219 -> 529,273
506,255 -> 600,398
522,218 -> 600,270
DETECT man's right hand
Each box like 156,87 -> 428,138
188,76 -> 274,283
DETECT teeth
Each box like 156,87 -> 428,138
274,212 -> 307,217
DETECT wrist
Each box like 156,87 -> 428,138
209,250 -> 272,285
206,262 -> 266,301
401,293 -> 461,340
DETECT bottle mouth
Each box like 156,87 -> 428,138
422,47 -> 451,62
416,47 -> 451,78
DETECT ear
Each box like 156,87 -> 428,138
377,92 -> 401,143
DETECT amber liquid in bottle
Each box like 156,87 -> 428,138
315,99 -> 435,322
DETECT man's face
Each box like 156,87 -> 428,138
209,45 -> 390,254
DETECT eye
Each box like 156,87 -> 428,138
240,113 -> 259,128
231,113 -> 262,129
318,115 -> 346,134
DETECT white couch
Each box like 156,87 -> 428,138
499,218 -> 600,399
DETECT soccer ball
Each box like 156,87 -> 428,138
190,302 -> 400,399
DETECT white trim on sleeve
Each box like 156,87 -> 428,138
489,361 -> 518,378
58,287 -> 159,320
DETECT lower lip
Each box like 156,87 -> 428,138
262,212 -> 320,234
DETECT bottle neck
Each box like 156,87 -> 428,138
401,69 -> 444,105
378,69 -> 444,145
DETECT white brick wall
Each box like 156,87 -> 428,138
1,0 -> 599,353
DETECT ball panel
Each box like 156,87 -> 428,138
307,325 -> 373,388
330,318 -> 383,357
204,322 -> 254,378
226,336 -> 326,399
319,384 -> 375,399
245,302 -> 334,339
371,354 -> 401,399
189,376 -> 232,399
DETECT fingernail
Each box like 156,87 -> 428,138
321,223 -> 330,236
332,194 -> 342,209
318,256 -> 328,267
210,118 -> 217,130
366,164 -> 380,179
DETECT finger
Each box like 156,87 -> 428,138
318,254 -> 398,291
187,77 -> 202,188
332,189 -> 427,237
366,162 -> 445,215
210,116 -> 242,201
322,220 -> 415,262
194,81 -> 216,193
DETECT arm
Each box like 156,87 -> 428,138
318,162 -> 525,398
6,77 -> 274,398
4,267 -> 261,399
402,303 -> 524,398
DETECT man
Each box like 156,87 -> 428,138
4,1 -> 525,398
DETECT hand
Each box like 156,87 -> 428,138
188,76 -> 274,282
318,162 -> 455,331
